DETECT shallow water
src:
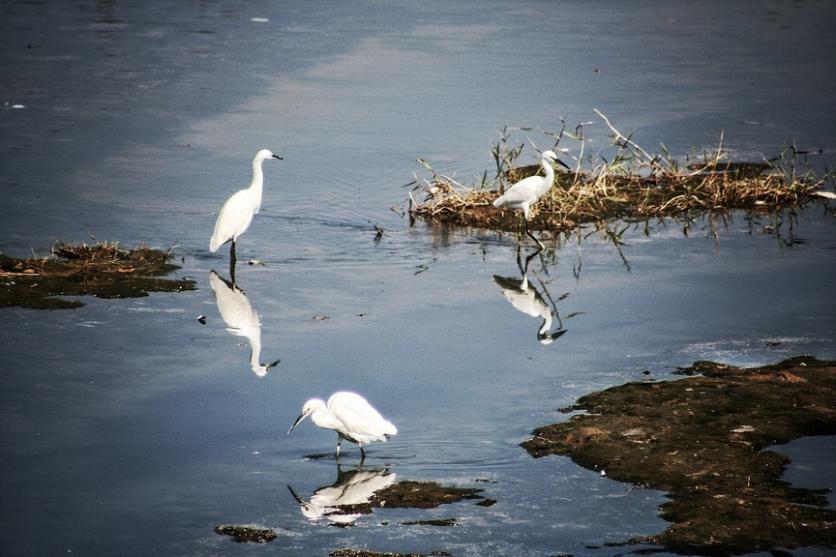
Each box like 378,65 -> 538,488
2,1 -> 835,556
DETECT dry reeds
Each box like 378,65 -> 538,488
406,111 -> 833,234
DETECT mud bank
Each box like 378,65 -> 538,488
213,524 -> 277,543
0,242 -> 196,309
522,356 -> 836,555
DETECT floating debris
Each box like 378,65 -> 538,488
373,224 -> 385,241
522,356 -> 836,555
196,314 -> 207,324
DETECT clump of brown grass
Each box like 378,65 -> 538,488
0,240 -> 177,278
0,240 -> 193,309
406,110 -> 833,234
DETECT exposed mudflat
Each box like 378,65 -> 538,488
522,356 -> 836,556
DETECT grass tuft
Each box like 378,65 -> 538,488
406,111 -> 834,235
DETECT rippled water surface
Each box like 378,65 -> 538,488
2,1 -> 835,556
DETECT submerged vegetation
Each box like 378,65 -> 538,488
406,110 -> 834,236
0,241 -> 196,309
522,356 -> 836,556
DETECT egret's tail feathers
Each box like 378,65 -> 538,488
384,421 -> 398,437
209,234 -> 223,252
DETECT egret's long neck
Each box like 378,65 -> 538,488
540,158 -> 555,193
250,157 -> 265,213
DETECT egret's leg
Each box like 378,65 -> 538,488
336,437 -> 342,458
360,445 -> 366,463
229,240 -> 237,283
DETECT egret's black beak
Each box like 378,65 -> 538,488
272,154 -> 283,160
287,411 -> 307,434
555,159 -> 570,170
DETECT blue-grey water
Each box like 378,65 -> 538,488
1,1 -> 835,556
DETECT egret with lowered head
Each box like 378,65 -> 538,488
209,148 -> 282,278
288,391 -> 397,460
492,149 -> 562,249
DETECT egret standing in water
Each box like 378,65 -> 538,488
492,150 -> 563,249
288,391 -> 397,460
209,149 -> 282,279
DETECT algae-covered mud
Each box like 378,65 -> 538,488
213,524 -> 277,543
522,356 -> 836,556
0,242 -> 195,309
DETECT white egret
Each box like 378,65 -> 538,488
208,270 -> 278,377
288,391 -> 397,459
492,150 -> 562,249
209,149 -> 282,276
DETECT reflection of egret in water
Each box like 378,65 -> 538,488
208,270 -> 279,377
493,248 -> 567,345
287,465 -> 396,526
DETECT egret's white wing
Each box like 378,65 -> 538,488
210,188 -> 256,251
328,392 -> 397,442
493,175 -> 542,207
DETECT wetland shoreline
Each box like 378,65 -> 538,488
522,356 -> 836,556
